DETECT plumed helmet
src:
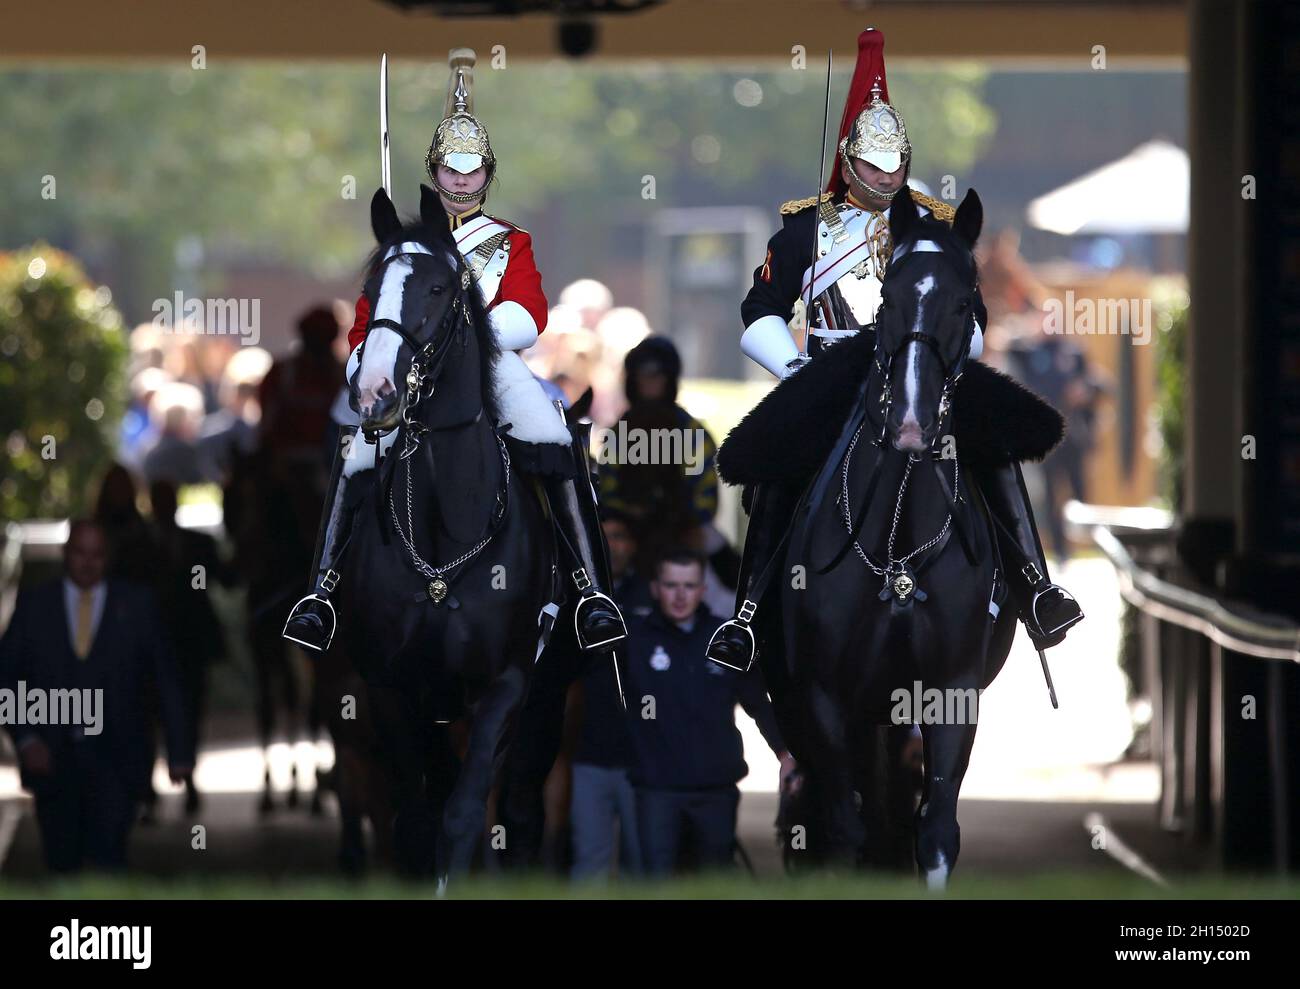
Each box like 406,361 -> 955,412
426,48 -> 496,184
828,28 -> 912,196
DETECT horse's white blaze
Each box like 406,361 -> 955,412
899,272 -> 937,441
356,242 -> 433,411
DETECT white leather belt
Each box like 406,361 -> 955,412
809,327 -> 862,340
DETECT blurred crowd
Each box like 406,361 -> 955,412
1,279 -> 780,882
2,249 -> 1105,881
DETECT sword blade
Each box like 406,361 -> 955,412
805,50 -> 833,331
380,53 -> 392,198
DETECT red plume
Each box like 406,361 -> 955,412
827,28 -> 890,198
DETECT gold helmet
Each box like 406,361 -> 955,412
840,77 -> 911,175
425,48 -> 496,201
828,28 -> 911,202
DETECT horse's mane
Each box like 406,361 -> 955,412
361,219 -> 503,429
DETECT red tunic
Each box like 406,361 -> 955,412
348,228 -> 548,353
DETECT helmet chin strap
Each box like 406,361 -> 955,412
847,158 -> 909,203
433,180 -> 484,205
430,164 -> 492,206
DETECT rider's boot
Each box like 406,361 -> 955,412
979,460 -> 1083,649
283,427 -> 358,653
543,422 -> 628,652
706,483 -> 786,672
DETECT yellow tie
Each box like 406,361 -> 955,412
74,589 -> 94,660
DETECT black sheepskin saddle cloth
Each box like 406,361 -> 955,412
717,329 -> 1065,489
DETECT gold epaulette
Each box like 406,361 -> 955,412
779,191 -> 833,216
910,191 -> 956,224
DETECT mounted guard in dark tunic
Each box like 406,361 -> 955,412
707,28 -> 1083,673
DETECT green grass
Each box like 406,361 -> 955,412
3,872 -> 1298,900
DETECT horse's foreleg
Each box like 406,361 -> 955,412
438,666 -> 528,886
799,683 -> 866,868
914,720 -> 977,889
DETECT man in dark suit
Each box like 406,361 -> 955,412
0,519 -> 193,873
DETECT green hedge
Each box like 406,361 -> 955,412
0,245 -> 127,520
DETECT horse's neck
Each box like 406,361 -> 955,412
406,408 -> 502,551
850,445 -> 951,557
425,318 -> 486,429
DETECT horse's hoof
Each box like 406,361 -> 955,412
924,863 -> 950,891
259,791 -> 275,815
435,876 -> 449,899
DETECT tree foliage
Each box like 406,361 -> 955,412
0,61 -> 994,322
0,245 -> 127,520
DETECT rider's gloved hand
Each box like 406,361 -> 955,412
782,353 -> 812,378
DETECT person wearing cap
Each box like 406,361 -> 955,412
283,49 -> 627,657
707,27 -> 1082,673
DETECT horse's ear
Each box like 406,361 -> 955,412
370,188 -> 401,243
420,184 -> 443,229
889,186 -> 920,243
952,189 -> 984,248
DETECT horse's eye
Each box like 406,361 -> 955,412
429,284 -> 445,296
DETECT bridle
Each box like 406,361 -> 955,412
361,252 -> 475,457
817,234 -> 980,583
870,241 -> 978,454
361,248 -> 509,605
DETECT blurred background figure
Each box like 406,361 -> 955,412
257,305 -> 342,491
1003,313 -> 1111,562
0,519 -> 193,873
119,365 -> 172,474
561,278 -> 614,332
589,306 -> 651,426
197,346 -> 273,486
229,303 -> 343,813
568,508 -> 653,884
93,462 -> 159,585
597,335 -> 737,615
142,381 -> 206,487
147,480 -> 233,814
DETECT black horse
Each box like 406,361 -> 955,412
340,189 -> 559,887
727,189 -> 1064,886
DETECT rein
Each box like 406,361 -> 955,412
815,235 -> 980,581
361,254 -> 508,604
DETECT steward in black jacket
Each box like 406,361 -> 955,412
622,605 -> 785,791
